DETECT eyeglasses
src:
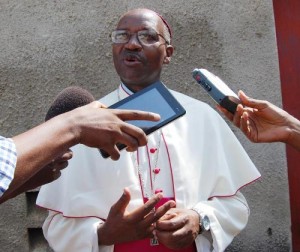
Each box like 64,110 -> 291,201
111,29 -> 169,46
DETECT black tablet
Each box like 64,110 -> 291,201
100,81 -> 186,158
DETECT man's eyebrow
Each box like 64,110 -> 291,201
116,27 -> 157,32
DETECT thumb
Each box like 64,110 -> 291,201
109,188 -> 131,216
238,90 -> 267,110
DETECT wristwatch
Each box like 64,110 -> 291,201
199,213 -> 210,234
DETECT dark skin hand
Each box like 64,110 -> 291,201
97,188 -> 176,245
21,150 -> 73,189
154,208 -> 200,250
217,90 -> 300,149
0,150 -> 72,203
0,102 -> 161,203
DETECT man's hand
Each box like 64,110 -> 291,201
73,101 -> 161,160
30,150 -> 73,187
217,90 -> 293,144
0,150 -> 72,203
154,208 -> 199,250
97,188 -> 176,245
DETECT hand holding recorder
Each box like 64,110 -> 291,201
217,90 -> 300,151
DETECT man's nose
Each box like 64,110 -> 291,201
124,33 -> 142,49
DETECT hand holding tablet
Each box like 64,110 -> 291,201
100,82 -> 186,158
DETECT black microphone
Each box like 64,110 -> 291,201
45,86 -> 95,121
45,86 -> 112,157
45,86 -> 123,159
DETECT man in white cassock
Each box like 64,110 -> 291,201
37,8 -> 261,252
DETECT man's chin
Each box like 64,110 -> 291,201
120,78 -> 150,92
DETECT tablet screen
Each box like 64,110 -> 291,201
100,82 -> 186,158
116,87 -> 177,130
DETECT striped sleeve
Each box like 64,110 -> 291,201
0,136 -> 17,197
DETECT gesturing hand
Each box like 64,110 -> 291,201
97,188 -> 176,245
73,101 -> 161,160
154,208 -> 199,250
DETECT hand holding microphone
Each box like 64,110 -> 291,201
35,86 -> 159,188
40,86 -> 97,182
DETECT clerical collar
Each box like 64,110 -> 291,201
120,83 -> 134,96
120,81 -> 162,95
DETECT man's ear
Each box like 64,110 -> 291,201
163,45 -> 174,64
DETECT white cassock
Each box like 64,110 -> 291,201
37,83 -> 261,252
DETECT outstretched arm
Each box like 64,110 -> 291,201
217,90 -> 300,151
0,102 -> 160,203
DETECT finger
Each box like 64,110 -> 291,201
153,229 -> 174,248
240,112 -> 251,136
113,109 -> 161,122
144,225 -> 157,239
129,193 -> 163,221
143,200 -> 176,227
156,228 -> 193,250
109,188 -> 131,216
52,170 -> 62,181
47,161 -> 68,179
238,90 -> 268,110
108,145 -> 121,161
216,105 -> 234,121
156,214 -> 184,231
113,130 -> 140,151
125,140 -> 139,152
153,200 -> 176,221
158,212 -> 178,221
125,145 -> 138,152
245,115 -> 259,143
232,104 -> 244,127
240,111 -> 258,142
59,149 -> 73,161
120,123 -> 148,147
101,143 -> 121,160
56,161 -> 69,171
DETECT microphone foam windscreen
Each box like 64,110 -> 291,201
45,86 -> 95,121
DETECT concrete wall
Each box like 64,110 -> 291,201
0,0 -> 291,251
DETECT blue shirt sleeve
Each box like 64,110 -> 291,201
0,136 -> 17,197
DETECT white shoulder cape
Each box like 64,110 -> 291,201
37,86 -> 261,218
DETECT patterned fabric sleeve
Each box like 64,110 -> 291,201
0,136 -> 17,197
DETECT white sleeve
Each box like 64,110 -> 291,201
43,211 -> 114,252
192,191 -> 249,252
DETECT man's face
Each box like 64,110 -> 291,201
112,10 -> 172,92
